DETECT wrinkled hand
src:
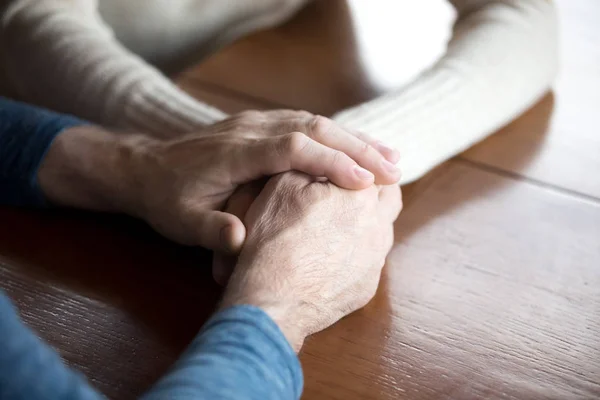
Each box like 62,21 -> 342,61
220,172 -> 402,351
38,110 -> 400,254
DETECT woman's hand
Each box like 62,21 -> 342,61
198,110 -> 401,173
38,111 -> 400,253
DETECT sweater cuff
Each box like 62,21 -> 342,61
119,78 -> 227,137
0,97 -> 87,207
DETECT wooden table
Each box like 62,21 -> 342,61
1,1 -> 598,399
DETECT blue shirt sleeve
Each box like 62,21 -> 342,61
0,292 -> 106,400
141,305 -> 303,400
0,291 -> 303,400
0,97 -> 86,207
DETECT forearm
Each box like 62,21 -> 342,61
0,95 -> 142,213
334,0 -> 558,183
1,0 -> 226,138
0,97 -> 86,207
37,125 -> 144,214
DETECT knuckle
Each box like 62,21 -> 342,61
302,180 -> 333,205
294,110 -> 314,119
366,281 -> 379,302
271,170 -> 311,193
355,283 -> 378,310
364,266 -> 383,298
329,149 -> 345,166
308,115 -> 334,139
235,110 -> 264,126
237,110 -> 262,120
354,130 -> 372,142
300,183 -> 324,203
358,141 -> 374,156
283,131 -> 310,156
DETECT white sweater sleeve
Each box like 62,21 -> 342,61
333,0 -> 558,184
1,0 -> 558,180
0,0 -> 226,137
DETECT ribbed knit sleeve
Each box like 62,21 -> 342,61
333,0 -> 558,183
0,0 -> 226,138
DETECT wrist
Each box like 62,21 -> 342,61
220,291 -> 308,353
37,125 -> 150,214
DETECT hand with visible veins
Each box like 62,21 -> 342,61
220,171 -> 403,351
37,110 -> 400,254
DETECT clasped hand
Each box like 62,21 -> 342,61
39,109 -> 402,350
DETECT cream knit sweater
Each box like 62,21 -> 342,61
0,0 -> 558,183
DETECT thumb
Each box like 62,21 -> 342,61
181,206 -> 246,253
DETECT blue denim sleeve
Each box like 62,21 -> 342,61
0,97 -> 86,207
141,305 -> 303,400
0,290 -> 303,400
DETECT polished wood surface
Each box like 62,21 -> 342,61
462,0 -> 600,199
1,1 -> 599,399
0,210 -> 220,399
181,0 -> 454,115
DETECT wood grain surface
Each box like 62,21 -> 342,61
1,1 -> 599,399
302,161 -> 600,399
462,0 -> 600,199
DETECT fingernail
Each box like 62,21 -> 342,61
353,165 -> 374,181
382,159 -> 401,174
375,141 -> 401,164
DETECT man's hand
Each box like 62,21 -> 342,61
220,172 -> 402,351
37,110 -> 400,253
